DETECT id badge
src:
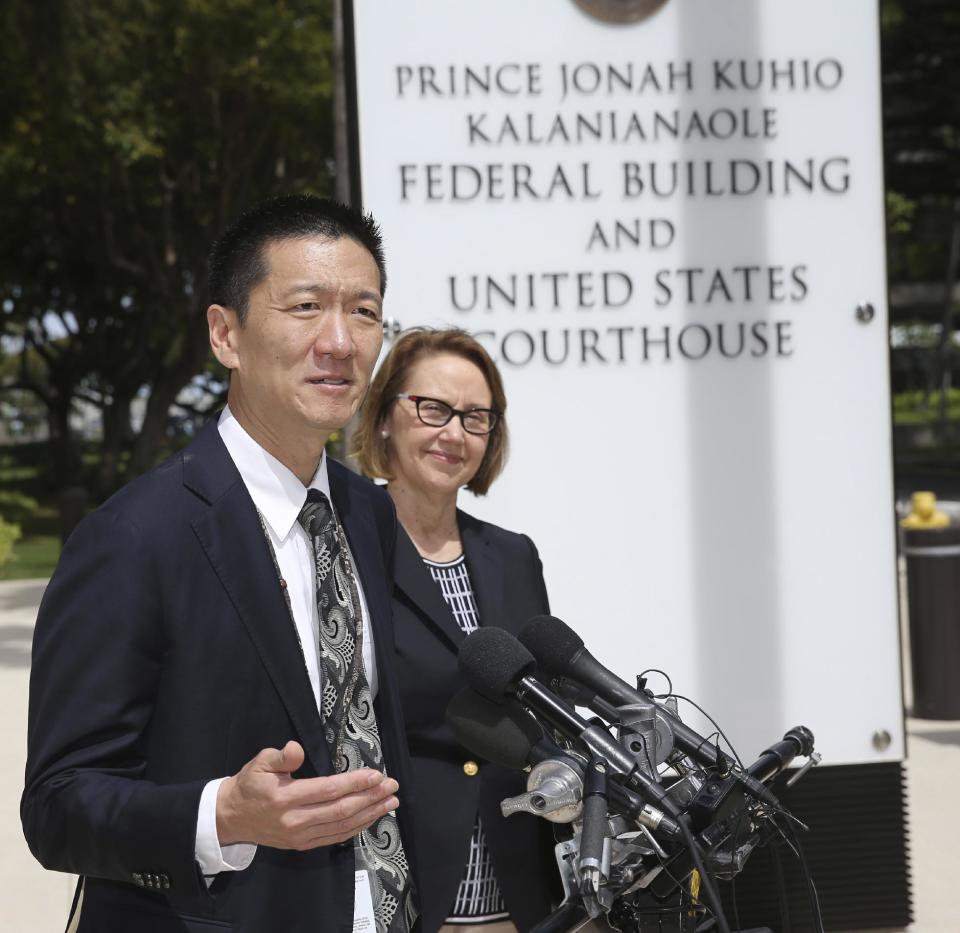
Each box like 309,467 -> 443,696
354,869 -> 376,933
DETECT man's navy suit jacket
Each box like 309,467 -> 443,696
22,420 -> 417,933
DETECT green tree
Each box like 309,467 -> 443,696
882,0 -> 960,421
0,0 -> 337,495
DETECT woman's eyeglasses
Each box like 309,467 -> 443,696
395,394 -> 499,435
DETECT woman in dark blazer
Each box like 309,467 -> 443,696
352,328 -> 559,933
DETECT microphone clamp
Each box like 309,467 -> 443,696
500,757 -> 585,823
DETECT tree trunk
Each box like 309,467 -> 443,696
47,396 -> 81,487
129,343 -> 206,478
97,392 -> 133,497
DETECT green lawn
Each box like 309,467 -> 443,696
1,443 -> 67,579
0,535 -> 60,581
893,389 -> 960,425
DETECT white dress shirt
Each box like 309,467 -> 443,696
194,407 -> 378,877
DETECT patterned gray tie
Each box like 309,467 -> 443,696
297,489 -> 416,933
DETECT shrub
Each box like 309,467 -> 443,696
0,518 -> 21,567
0,489 -> 41,525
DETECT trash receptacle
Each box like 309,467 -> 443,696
903,524 -> 960,719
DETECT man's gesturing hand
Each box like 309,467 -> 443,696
216,740 -> 399,850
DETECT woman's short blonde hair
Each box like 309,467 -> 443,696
351,328 -> 509,496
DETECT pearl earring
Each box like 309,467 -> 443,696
381,429 -> 390,439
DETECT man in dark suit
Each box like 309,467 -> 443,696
22,195 -> 417,933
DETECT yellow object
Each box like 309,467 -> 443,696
901,491 -> 950,529
689,868 -> 701,905
463,760 -> 479,777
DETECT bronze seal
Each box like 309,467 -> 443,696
573,0 -> 670,24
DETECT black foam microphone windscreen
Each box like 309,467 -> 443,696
458,626 -> 536,702
445,688 -> 543,771
518,614 -> 584,673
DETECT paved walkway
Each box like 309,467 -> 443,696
0,580 -> 76,930
0,578 -> 956,932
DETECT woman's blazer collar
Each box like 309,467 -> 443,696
393,509 -> 506,651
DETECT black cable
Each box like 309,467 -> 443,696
765,800 -> 810,833
693,730 -> 729,776
662,693 -> 746,771
630,686 -> 819,933
653,845 -> 718,929
790,826 -> 824,933
665,751 -> 709,783
639,667 -> 673,697
675,817 -> 732,933
770,833 -> 792,933
772,816 -> 825,933
727,802 -> 752,933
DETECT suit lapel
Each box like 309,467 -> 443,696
184,422 -> 332,776
460,511 -> 507,632
393,524 -> 466,650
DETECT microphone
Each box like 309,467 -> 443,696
520,615 -> 644,710
462,629 -> 737,933
519,616 -> 735,769
553,679 -> 623,724
518,615 -> 789,807
746,726 -> 815,784
447,686 -> 666,828
458,627 -> 682,826
445,687 -> 554,771
578,758 -> 611,894
446,686 -> 585,824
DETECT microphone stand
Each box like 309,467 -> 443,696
530,753 -> 610,933
529,900 -> 590,933
578,758 -> 611,902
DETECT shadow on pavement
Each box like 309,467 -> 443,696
0,624 -> 34,668
0,581 -> 47,613
910,727 -> 960,747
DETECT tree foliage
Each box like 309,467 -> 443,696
882,0 -> 960,421
882,0 -> 960,287
0,0 -> 336,493
7,1 -> 959,491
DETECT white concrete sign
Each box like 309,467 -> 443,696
352,0 -> 901,765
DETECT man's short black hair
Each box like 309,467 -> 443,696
207,194 -> 387,323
